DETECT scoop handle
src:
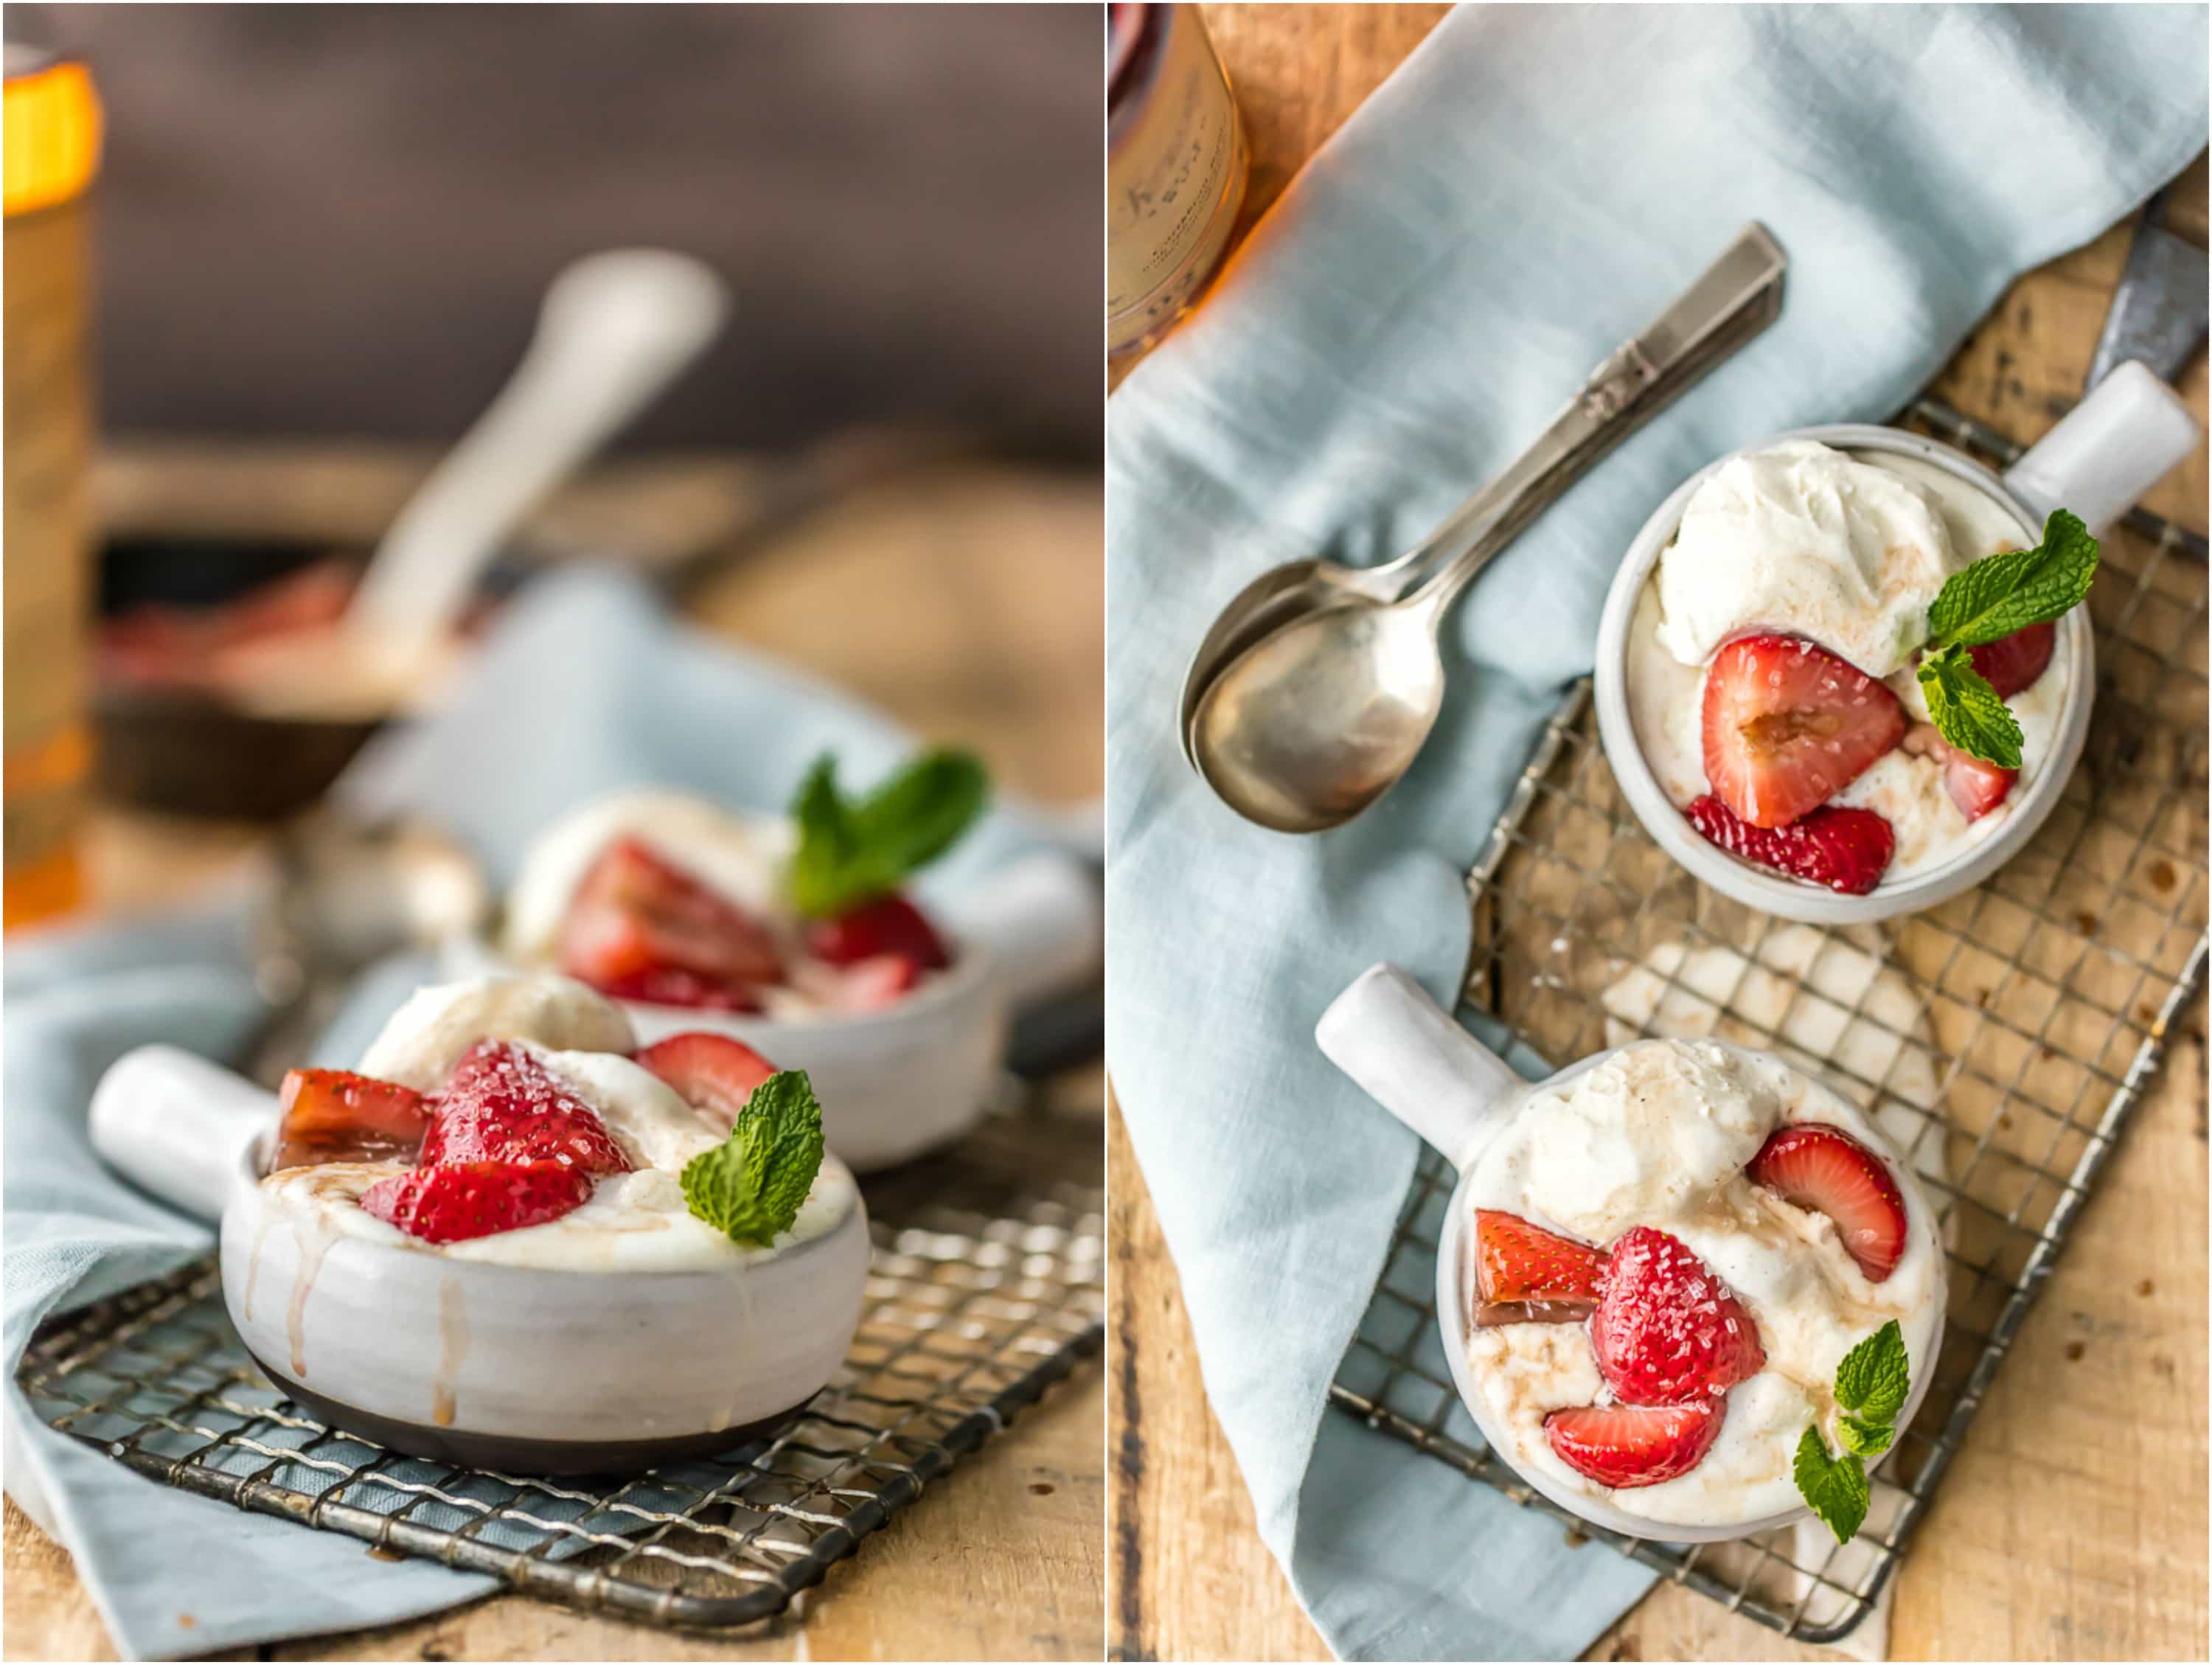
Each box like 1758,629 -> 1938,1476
90,1046 -> 277,1223
936,852 -> 1102,1009
1315,964 -> 1523,1170
2003,359 -> 2197,534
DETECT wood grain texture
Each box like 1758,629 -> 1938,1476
4,459 -> 1105,1662
1109,4 -> 2209,1661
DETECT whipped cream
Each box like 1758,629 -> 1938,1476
1628,445 -> 2069,883
264,974 -> 858,1273
1463,1038 -> 1943,1529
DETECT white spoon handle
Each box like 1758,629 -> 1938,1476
346,248 -> 731,666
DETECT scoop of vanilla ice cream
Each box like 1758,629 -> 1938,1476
501,789 -> 795,963
358,973 -> 636,1091
1655,440 -> 1964,677
1515,1040 -> 1781,1242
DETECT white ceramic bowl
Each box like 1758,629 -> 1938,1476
452,850 -> 1102,1171
91,1045 -> 869,1475
1593,362 -> 2195,924
1317,964 -> 1944,1543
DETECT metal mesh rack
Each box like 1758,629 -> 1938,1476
19,1103 -> 1102,1632
1326,397 -> 2208,1644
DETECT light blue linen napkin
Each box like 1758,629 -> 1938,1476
1105,6 -> 2208,1659
4,567 -> 1048,1659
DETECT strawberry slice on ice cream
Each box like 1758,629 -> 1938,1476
1965,621 -> 2056,699
361,1160 -> 594,1245
1903,723 -> 2016,822
1472,1210 -> 1605,1325
1543,1400 -> 1723,1490
557,835 -> 784,1000
1747,1122 -> 1909,1282
1702,634 -> 1906,829
418,1040 -> 631,1175
1686,795 -> 1895,894
271,1069 -> 430,1171
633,1032 -> 780,1128
807,892 -> 950,972
1589,1226 -> 1765,1405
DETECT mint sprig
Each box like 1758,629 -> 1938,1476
681,1069 -> 826,1245
787,748 -> 989,919
1795,1319 -> 1911,1543
1916,510 -> 2096,766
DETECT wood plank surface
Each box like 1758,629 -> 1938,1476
1107,7 -> 2209,1661
3,459 -> 1105,1662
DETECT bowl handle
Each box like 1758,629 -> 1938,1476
937,852 -> 1102,1009
90,1046 -> 278,1223
1315,964 -> 1524,1169
2003,360 -> 2197,534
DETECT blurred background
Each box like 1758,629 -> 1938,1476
3,1 -> 1102,925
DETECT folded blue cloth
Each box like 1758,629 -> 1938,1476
1105,7 -> 2207,1659
3,569 -> 1047,1659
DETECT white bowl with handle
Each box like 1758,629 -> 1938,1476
1593,361 -> 2196,923
1317,963 -> 1944,1543
452,849 -> 1102,1170
88,1045 -> 869,1475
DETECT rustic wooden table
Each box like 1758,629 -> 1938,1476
3,459 -> 1106,1661
1108,6 -> 2210,1660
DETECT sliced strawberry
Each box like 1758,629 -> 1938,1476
1747,1123 -> 1909,1282
1701,634 -> 1907,828
1904,722 -> 2016,822
1686,795 -> 1894,894
1474,1211 -> 1604,1309
633,1032 -> 780,1128
831,953 -> 923,1012
418,1041 -> 631,1175
806,892 -> 951,972
1589,1226 -> 1764,1405
361,1160 -> 593,1245
1544,1400 -> 1723,1490
270,1070 -> 430,1172
557,835 -> 784,993
595,963 -> 765,1012
1966,622 -> 2055,699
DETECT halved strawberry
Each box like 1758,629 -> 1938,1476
557,835 -> 784,993
806,892 -> 951,972
1702,634 -> 1907,828
270,1070 -> 430,1172
1543,1400 -> 1723,1490
1686,795 -> 1895,894
1966,622 -> 2055,699
594,964 -> 765,1012
361,1160 -> 593,1244
1473,1211 -> 1604,1322
419,1041 -> 631,1175
1589,1226 -> 1764,1405
633,1032 -> 780,1128
1747,1123 -> 1908,1282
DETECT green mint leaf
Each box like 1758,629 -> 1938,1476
1926,509 -> 2098,649
681,1069 -> 826,1245
1793,1425 -> 1871,1544
1834,1318 -> 1911,1422
785,748 -> 990,919
1837,1415 -> 1896,1459
1917,645 -> 2023,769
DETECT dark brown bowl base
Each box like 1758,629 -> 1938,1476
248,1348 -> 812,1476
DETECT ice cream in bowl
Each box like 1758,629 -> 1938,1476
453,748 -> 1102,1169
1318,964 -> 1944,1543
1593,362 -> 2195,922
91,973 -> 869,1474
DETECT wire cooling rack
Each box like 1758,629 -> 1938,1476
18,1100 -> 1102,1632
1327,396 -> 2208,1644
